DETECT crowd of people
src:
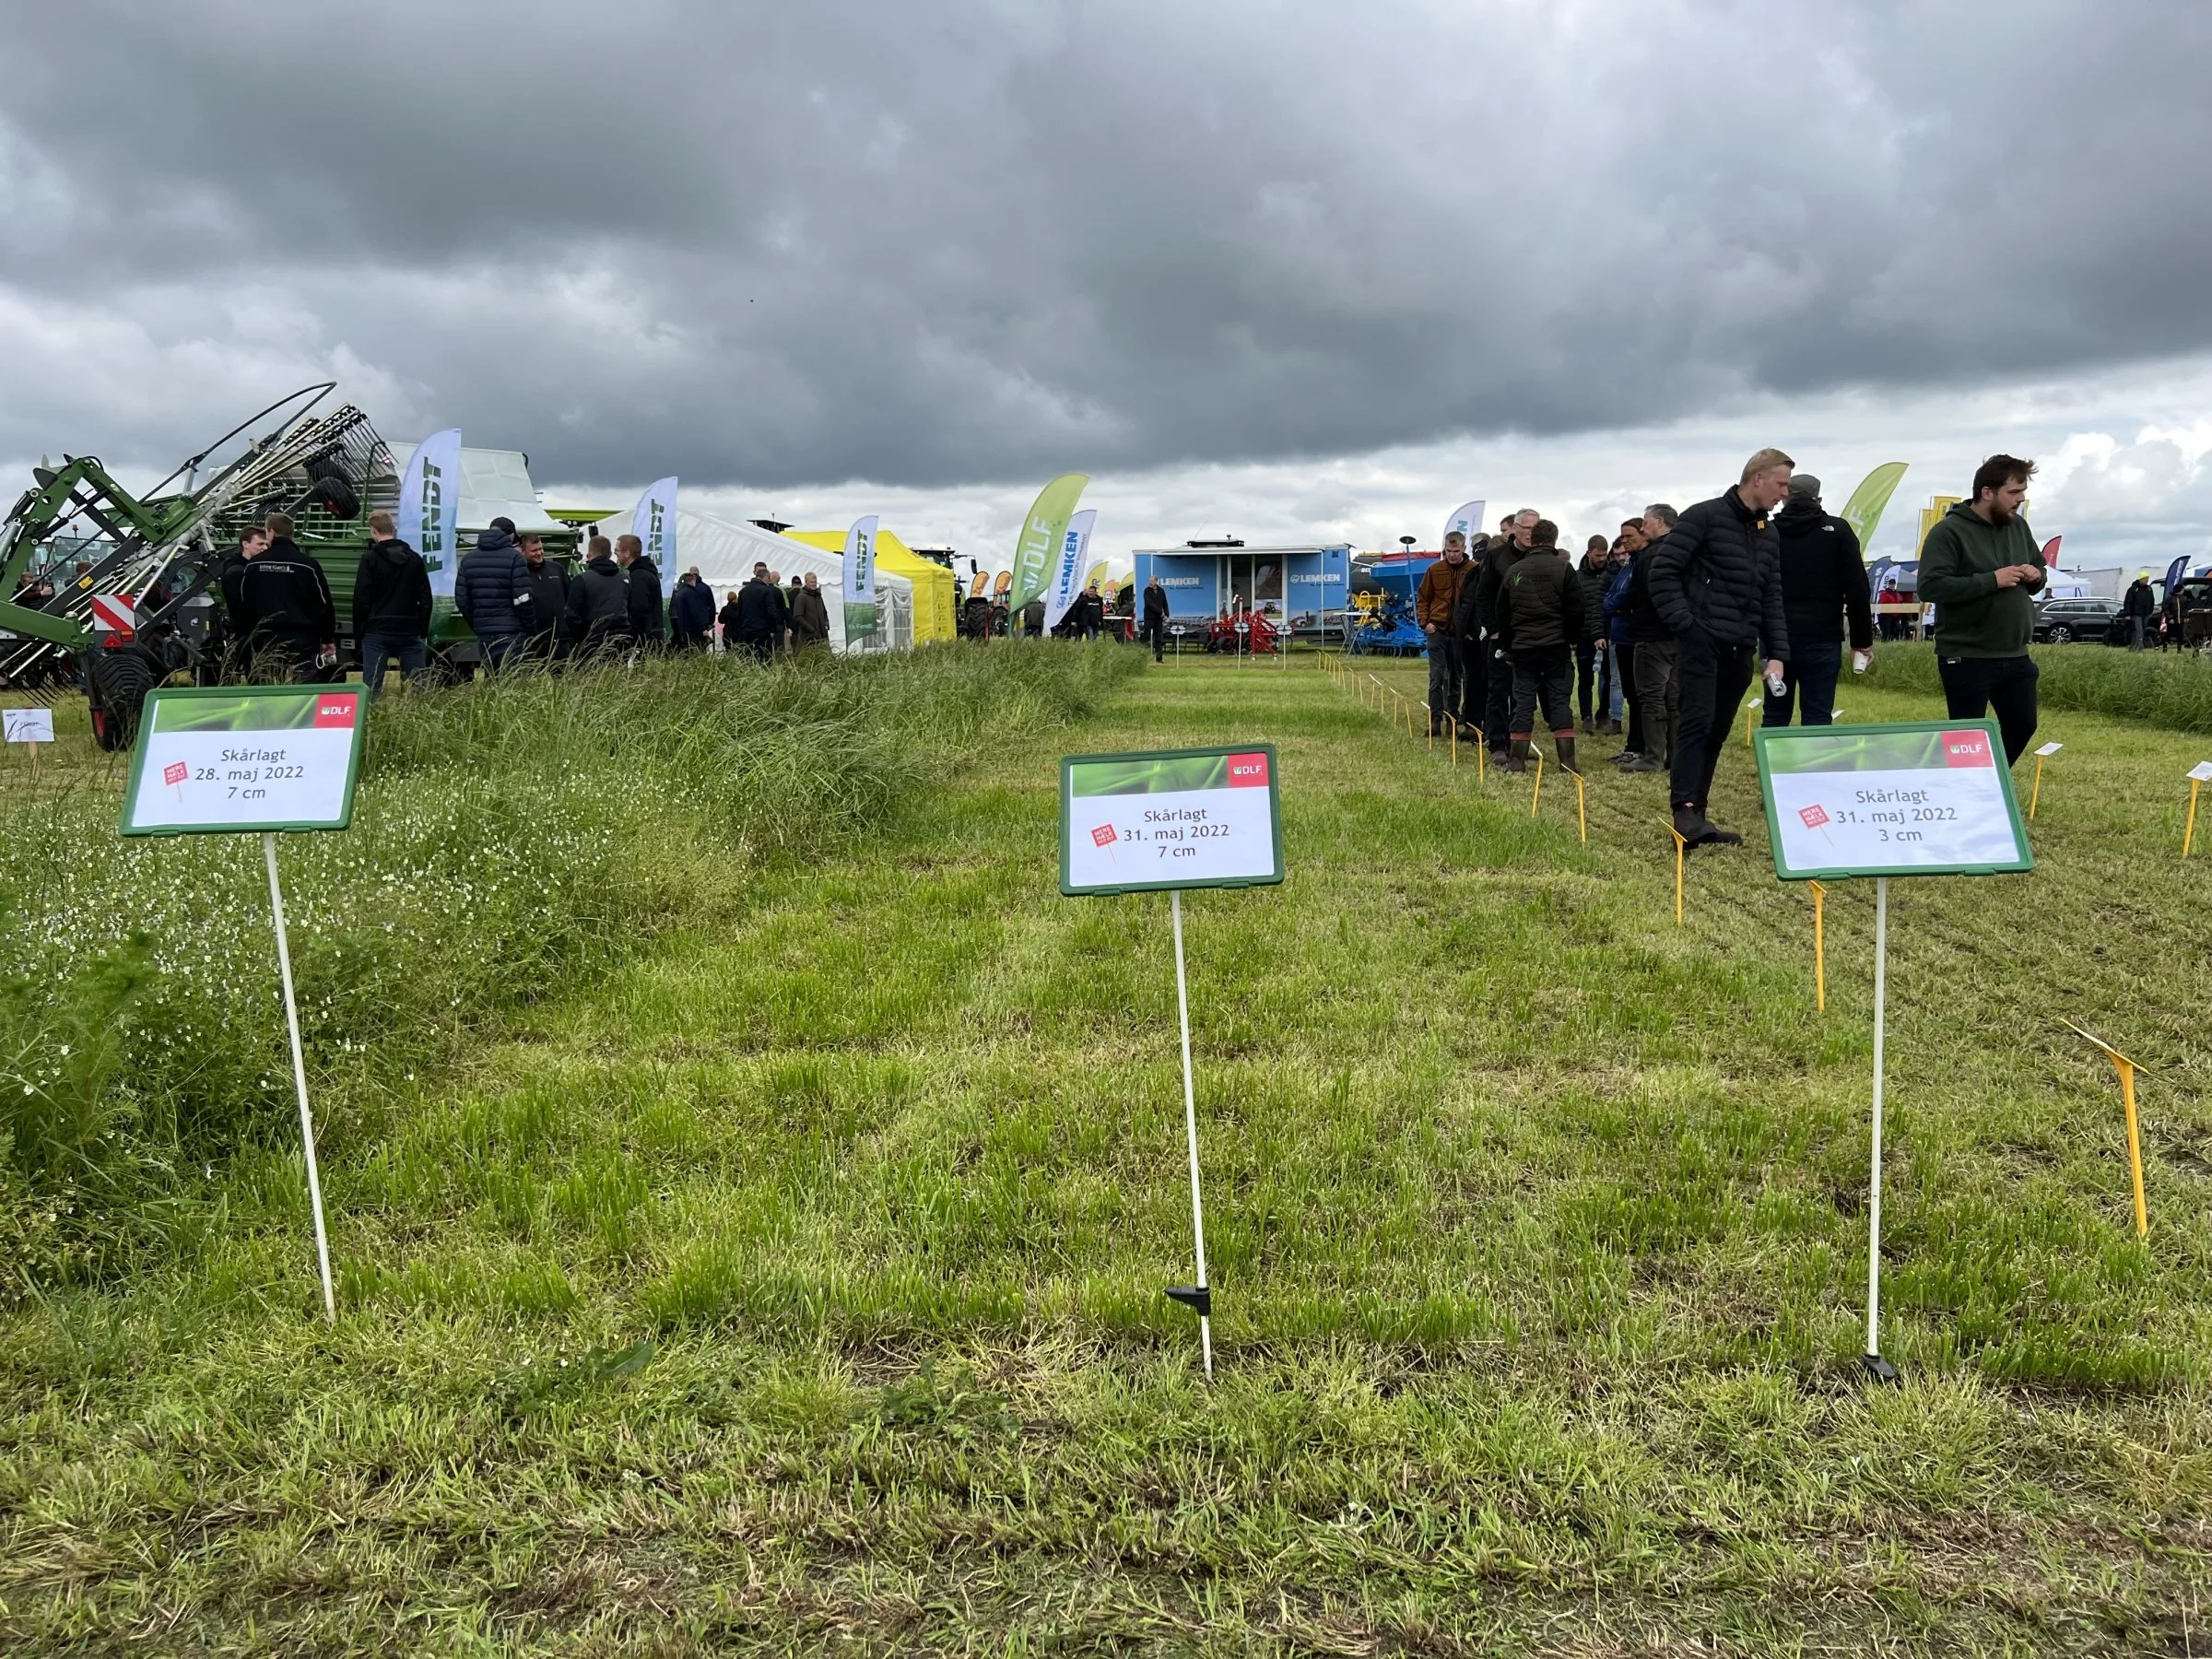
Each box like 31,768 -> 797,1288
957,581 -> 1123,643
1412,450 -> 2048,847
218,512 -> 838,693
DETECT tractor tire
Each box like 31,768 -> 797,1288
86,644 -> 159,752
309,470 -> 361,520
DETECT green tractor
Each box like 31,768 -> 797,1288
0,383 -> 577,748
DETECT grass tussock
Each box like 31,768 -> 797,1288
0,645 -> 1140,1295
1874,638 -> 2212,733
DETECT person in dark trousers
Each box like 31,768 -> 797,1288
1648,451 -> 1794,846
2123,571 -> 2156,652
1919,454 -> 2048,763
353,509 -> 432,697
1418,531 -> 1472,735
1450,529 -> 1499,740
1573,535 -> 1610,733
1142,575 -> 1171,661
1475,511 -> 1537,758
716,589 -> 743,653
1077,583 -> 1105,640
562,535 -> 634,658
1022,597 -> 1046,639
1603,521 -> 1644,761
617,534 -> 665,650
669,567 -> 716,652
456,519 -> 534,671
731,560 -> 788,663
1621,505 -> 1680,775
1765,474 -> 1875,727
791,572 -> 831,649
1498,520 -> 1584,773
235,512 -> 337,683
520,534 -> 569,661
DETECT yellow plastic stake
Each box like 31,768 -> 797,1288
1422,702 -> 1433,752
1810,879 -> 1827,1012
1476,735 -> 1486,783
2029,755 -> 2045,820
2064,1020 -> 2151,1240
1530,750 -> 1545,817
1667,818 -> 1686,926
1451,720 -> 1457,767
1575,772 -> 1587,842
1745,697 -> 1760,750
2187,778 -> 2203,858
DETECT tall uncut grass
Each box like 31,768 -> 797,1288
1875,639 -> 2212,732
0,646 -> 1138,1294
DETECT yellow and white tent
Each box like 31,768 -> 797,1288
784,528 -> 957,644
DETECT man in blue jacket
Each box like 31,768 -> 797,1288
1648,451 -> 1793,847
455,518 -> 534,671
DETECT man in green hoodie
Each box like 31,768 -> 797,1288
1918,454 -> 2047,763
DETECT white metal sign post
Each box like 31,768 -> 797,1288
121,686 -> 368,1322
1757,720 -> 2031,1383
1061,744 -> 1287,1378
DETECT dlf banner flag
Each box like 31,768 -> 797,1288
633,477 -> 678,596
1839,463 -> 1909,557
1442,499 -> 1486,550
1010,473 -> 1089,612
843,513 -> 879,644
400,429 -> 462,598
1043,510 -> 1097,630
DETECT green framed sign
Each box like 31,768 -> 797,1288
1061,744 -> 1285,896
1755,718 -> 2031,881
121,685 -> 367,837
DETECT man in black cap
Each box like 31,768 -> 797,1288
1765,473 -> 1873,728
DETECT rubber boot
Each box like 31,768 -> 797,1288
1556,735 -> 1580,775
1696,800 -> 1743,845
1673,804 -> 1718,846
1506,738 -> 1530,774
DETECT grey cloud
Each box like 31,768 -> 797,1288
2,1 -> 2210,493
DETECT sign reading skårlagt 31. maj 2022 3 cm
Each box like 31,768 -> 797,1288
1757,719 -> 2031,881
1060,745 -> 1285,896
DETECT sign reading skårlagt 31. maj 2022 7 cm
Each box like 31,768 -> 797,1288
1059,744 -> 1285,1383
1060,745 -> 1284,896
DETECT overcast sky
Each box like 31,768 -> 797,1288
5,1 -> 2210,571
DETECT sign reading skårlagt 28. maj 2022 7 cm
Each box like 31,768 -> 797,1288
1060,745 -> 1284,895
117,684 -> 371,1330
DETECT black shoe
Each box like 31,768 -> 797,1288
1673,806 -> 1720,846
1622,753 -> 1664,774
1692,803 -> 1743,845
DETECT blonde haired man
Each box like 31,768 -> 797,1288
1646,449 -> 1794,846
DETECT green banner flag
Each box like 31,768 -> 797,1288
1010,473 -> 1089,612
1839,462 -> 1909,556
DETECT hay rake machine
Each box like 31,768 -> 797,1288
0,382 -> 395,747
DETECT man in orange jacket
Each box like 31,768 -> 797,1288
1417,530 -> 1473,736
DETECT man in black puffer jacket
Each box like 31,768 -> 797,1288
456,519 -> 533,671
353,510 -> 432,696
1647,448 -> 1794,846
1470,511 -> 1535,758
618,535 -> 665,650
1765,474 -> 1873,729
562,535 -> 633,657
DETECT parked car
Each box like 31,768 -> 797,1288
2034,597 -> 2122,644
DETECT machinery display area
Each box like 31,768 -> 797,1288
1130,541 -> 1349,640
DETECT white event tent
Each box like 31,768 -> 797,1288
677,510 -> 913,653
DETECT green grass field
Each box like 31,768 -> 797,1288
5,644 -> 2211,1654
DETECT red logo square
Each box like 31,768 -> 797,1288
1798,804 -> 1829,829
1090,823 -> 1117,847
313,694 -> 359,729
1226,751 -> 1269,787
1942,729 -> 1993,767
162,761 -> 188,786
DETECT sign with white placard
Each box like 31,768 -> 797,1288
1061,744 -> 1284,895
2036,742 -> 2063,759
1756,720 -> 2031,881
121,686 -> 366,836
2191,762 -> 2212,784
5,708 -> 54,743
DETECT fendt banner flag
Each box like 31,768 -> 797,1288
1757,720 -> 2032,881
633,476 -> 678,596
1010,473 -> 1089,613
1043,509 -> 1097,630
399,429 -> 462,599
1061,746 -> 1285,895
843,513 -> 879,642
121,687 -> 368,837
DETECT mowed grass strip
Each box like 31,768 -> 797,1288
6,648 -> 2212,1654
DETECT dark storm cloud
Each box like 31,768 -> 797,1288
2,0 -> 2209,489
